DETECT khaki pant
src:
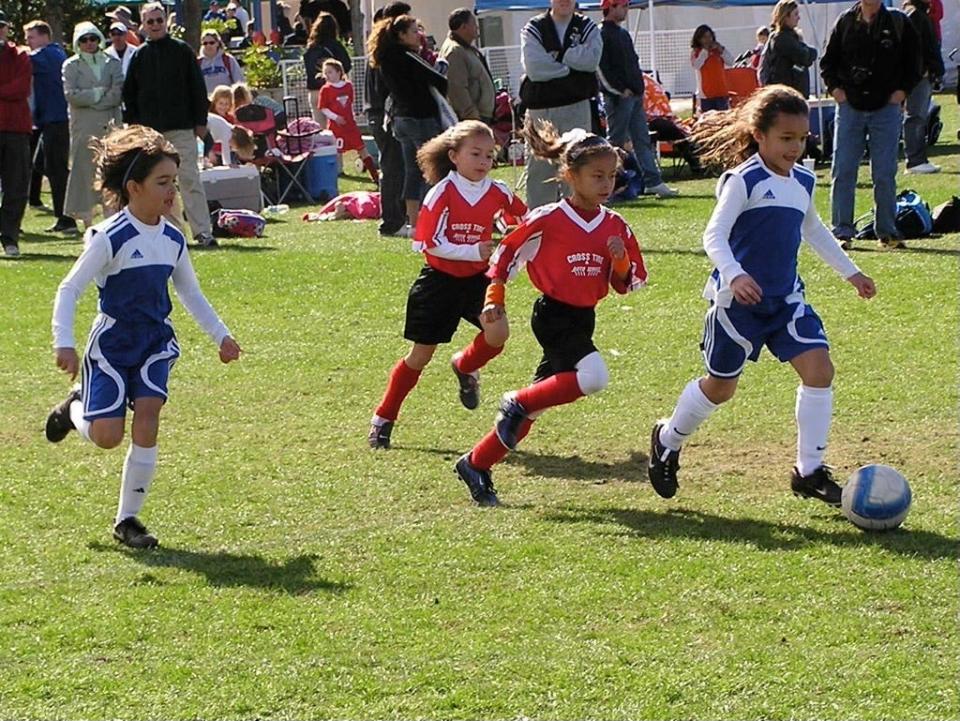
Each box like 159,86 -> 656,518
164,128 -> 212,238
524,99 -> 592,209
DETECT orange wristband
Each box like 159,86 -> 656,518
612,253 -> 631,276
484,282 -> 505,307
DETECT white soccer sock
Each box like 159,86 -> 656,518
116,443 -> 158,525
68,400 -> 92,443
659,379 -> 719,451
795,384 -> 833,476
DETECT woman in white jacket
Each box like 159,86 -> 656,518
63,21 -> 124,228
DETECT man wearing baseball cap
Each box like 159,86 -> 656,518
0,10 -> 33,256
105,21 -> 135,77
104,6 -> 141,46
598,0 -> 678,197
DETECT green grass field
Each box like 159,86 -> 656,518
1,99 -> 958,719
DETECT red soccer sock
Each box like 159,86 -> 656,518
374,358 -> 422,421
362,155 -> 380,185
455,332 -> 504,375
470,418 -> 535,470
514,372 -> 583,414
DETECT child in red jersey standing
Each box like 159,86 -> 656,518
317,59 -> 379,184
455,118 -> 647,506
369,120 -> 527,449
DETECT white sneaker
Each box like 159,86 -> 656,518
395,224 -> 413,238
905,162 -> 941,175
644,182 -> 679,198
3,243 -> 20,258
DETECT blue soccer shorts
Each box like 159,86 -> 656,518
700,294 -> 829,379
81,318 -> 181,421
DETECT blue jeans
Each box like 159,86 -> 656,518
604,93 -> 663,188
903,77 -> 931,168
392,116 -> 441,203
830,101 -> 902,239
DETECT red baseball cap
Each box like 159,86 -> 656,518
601,0 -> 629,8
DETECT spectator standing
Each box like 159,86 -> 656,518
519,0 -> 602,209
26,20 -> 78,235
204,1 -> 227,22
690,25 -> 733,112
223,4 -> 245,42
123,2 -> 216,247
598,0 -> 677,197
364,2 -> 410,238
439,8 -> 496,123
229,2 -> 250,34
104,6 -> 142,47
759,0 -> 817,97
106,21 -> 136,77
902,0 -> 945,174
0,11 -> 33,257
303,12 -> 351,124
63,22 -> 123,228
821,0 -> 920,248
198,30 -> 245,95
928,0 -> 943,40
368,13 -> 447,228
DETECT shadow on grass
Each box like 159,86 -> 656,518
505,449 -> 648,483
545,506 -> 959,560
89,542 -> 351,594
848,243 -> 960,256
1,253 -> 77,263
195,244 -> 277,253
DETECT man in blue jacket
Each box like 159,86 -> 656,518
25,21 -> 77,235
598,0 -> 677,198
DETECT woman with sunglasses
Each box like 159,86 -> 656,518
62,22 -> 123,229
198,29 -> 245,95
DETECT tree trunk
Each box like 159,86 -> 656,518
44,0 -> 65,45
349,0 -> 364,48
182,0 -> 202,52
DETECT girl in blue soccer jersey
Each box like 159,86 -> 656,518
647,85 -> 876,507
45,125 -> 242,549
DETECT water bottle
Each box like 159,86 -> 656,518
263,204 -> 290,216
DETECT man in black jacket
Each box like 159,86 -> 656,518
821,0 -> 920,248
901,0 -> 944,174
520,0 -> 602,208
598,0 -> 676,198
364,2 -> 410,237
123,2 -> 215,247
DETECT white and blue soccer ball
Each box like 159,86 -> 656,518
841,464 -> 912,531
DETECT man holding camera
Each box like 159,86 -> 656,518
821,0 -> 920,248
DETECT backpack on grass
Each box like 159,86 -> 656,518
855,189 -> 933,240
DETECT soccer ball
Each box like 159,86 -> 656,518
841,464 -> 912,531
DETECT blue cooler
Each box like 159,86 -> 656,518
305,146 -> 339,203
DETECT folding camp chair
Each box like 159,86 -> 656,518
235,103 -> 312,205
724,67 -> 760,108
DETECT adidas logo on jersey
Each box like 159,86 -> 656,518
762,189 -> 776,200
131,249 -> 144,259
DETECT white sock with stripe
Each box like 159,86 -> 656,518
659,379 -> 719,451
116,443 -> 158,525
795,384 -> 833,476
68,400 -> 92,442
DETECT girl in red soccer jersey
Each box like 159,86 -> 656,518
454,119 -> 648,506
369,120 -> 528,449
317,59 -> 379,184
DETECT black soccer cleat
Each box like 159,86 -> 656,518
368,420 -> 394,449
455,454 -> 499,507
494,394 -> 528,450
113,516 -> 159,549
45,386 -> 82,443
451,358 -> 480,410
790,465 -> 842,507
648,421 -> 681,499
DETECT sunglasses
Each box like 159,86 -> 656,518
143,17 -> 165,25
109,30 -> 125,35
79,35 -> 99,43
202,39 -> 218,45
